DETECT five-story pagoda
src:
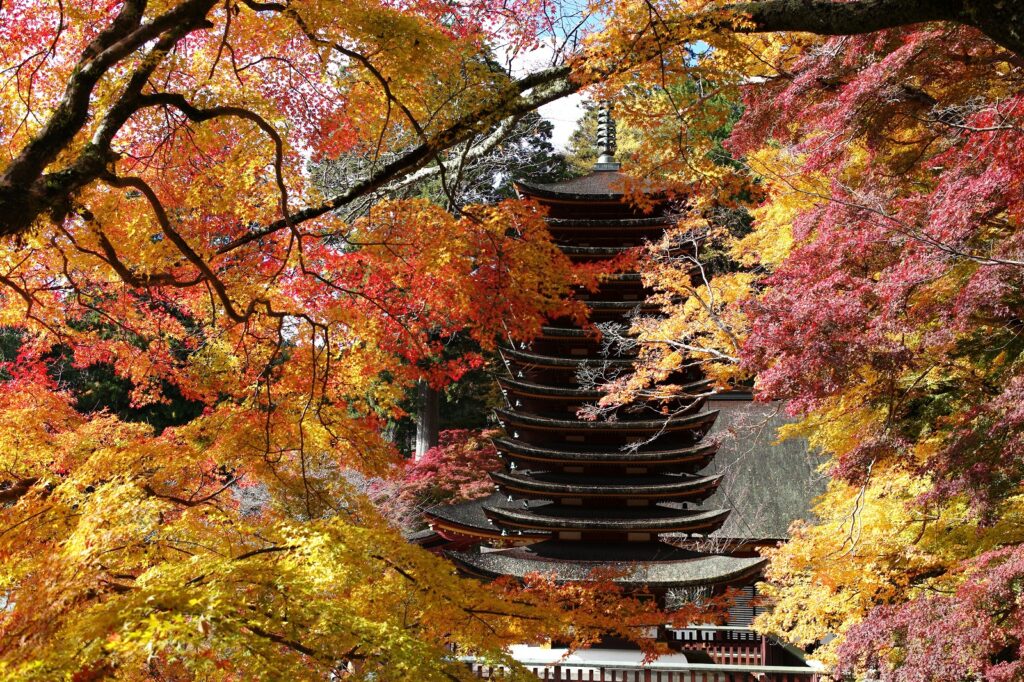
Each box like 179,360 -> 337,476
424,105 -> 763,598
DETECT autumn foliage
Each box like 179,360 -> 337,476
0,1 -> 629,679
400,429 -> 503,510
593,5 -> 1024,678
4,0 -> 1024,679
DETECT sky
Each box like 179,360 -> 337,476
539,94 -> 587,150
501,33 -> 590,151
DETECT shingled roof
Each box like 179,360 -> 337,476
700,397 -> 826,541
517,171 -> 629,198
516,171 -> 664,201
448,541 -> 764,588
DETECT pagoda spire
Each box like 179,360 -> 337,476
594,100 -> 621,171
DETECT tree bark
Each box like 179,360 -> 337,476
415,380 -> 440,461
732,0 -> 1024,59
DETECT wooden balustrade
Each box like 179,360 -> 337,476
669,628 -> 766,666
466,663 -> 821,681
460,628 -> 822,682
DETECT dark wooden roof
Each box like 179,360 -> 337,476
499,346 -> 635,368
584,300 -> 659,312
483,502 -> 730,533
495,408 -> 718,432
448,541 -> 764,588
547,215 -> 681,227
517,171 -> 628,199
490,470 -> 722,498
536,325 -> 599,338
699,399 -> 826,541
492,436 -> 718,465
498,376 -> 604,399
498,376 -> 709,400
598,272 -> 644,282
424,493 -> 548,540
558,245 -> 635,257
517,171 -> 664,201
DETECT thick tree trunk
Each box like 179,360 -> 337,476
415,381 -> 440,461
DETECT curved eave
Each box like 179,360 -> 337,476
537,325 -> 601,339
500,346 -> 635,369
426,516 -> 507,542
547,215 -> 681,227
492,437 -> 718,465
515,178 -> 667,204
447,549 -> 765,589
560,245 -> 636,257
423,497 -> 548,542
482,505 -> 731,533
585,300 -> 660,312
498,376 -> 602,400
495,408 -> 719,433
516,184 -> 624,203
498,376 -> 711,401
490,471 -> 723,498
599,272 -> 643,282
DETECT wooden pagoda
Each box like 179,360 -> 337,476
424,106 -> 763,594
419,106 -> 822,680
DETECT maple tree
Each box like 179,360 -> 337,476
4,0 -> 1024,679
585,3 -> 1024,680
736,26 -> 1024,674
400,429 -> 503,511
0,2 -> 621,678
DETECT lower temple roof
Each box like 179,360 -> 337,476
424,493 -> 549,540
448,540 -> 765,588
483,502 -> 731,534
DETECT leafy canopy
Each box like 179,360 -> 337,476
5,0 -> 1024,679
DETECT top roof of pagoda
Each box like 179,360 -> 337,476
516,170 -> 663,202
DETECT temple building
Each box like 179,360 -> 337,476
417,106 -> 825,680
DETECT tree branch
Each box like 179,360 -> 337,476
729,0 -> 1024,58
214,65 -> 576,254
0,0 -> 219,237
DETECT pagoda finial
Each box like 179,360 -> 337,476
594,100 -> 621,171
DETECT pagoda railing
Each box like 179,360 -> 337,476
460,627 -> 823,681
667,626 -> 767,666
464,660 -> 822,681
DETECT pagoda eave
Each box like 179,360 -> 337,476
482,504 -> 731,534
495,408 -> 719,433
447,544 -> 765,589
492,437 -> 719,467
546,215 -> 681,228
489,471 -> 723,500
536,325 -> 601,339
423,494 -> 549,544
500,346 -> 636,369
497,377 -> 602,399
500,376 -> 712,400
559,245 -> 636,258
